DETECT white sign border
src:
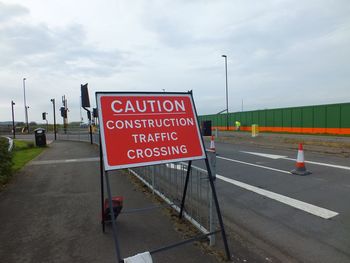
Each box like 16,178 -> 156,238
96,92 -> 206,171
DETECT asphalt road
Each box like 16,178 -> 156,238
194,140 -> 350,263
6,132 -> 350,262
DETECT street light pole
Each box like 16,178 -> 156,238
51,99 -> 57,140
11,100 -> 15,139
222,55 -> 229,131
23,78 -> 29,133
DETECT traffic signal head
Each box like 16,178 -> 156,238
93,108 -> 98,118
42,112 -> 46,120
60,107 -> 67,118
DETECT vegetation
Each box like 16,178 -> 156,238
0,139 -> 45,187
0,137 -> 13,185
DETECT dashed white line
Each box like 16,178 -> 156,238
217,156 -> 291,174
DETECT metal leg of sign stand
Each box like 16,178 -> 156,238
105,171 -> 122,263
179,160 -> 192,219
99,142 -> 105,233
204,157 -> 231,261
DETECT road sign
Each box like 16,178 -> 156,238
96,92 -> 206,170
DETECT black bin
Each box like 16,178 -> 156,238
34,128 -> 47,147
201,121 -> 212,136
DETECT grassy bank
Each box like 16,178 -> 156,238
12,140 -> 45,172
0,139 -> 45,187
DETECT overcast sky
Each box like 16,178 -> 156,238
1,0 -> 349,123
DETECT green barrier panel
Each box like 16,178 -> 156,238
252,111 -> 259,125
259,111 -> 266,126
313,105 -> 326,128
247,112 -> 252,126
274,109 -> 283,127
341,104 -> 350,128
283,108 -> 292,127
302,107 -> 313,128
266,109 -> 274,126
292,107 -> 302,127
326,104 -> 341,128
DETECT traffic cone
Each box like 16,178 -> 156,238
291,143 -> 311,176
209,135 -> 216,152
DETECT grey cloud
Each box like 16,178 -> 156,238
0,2 -> 29,22
0,16 -> 128,77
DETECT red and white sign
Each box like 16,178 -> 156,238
96,92 -> 206,170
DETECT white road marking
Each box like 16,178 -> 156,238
29,157 -> 99,165
168,162 -> 338,219
217,156 -> 291,174
241,151 -> 350,171
285,158 -> 350,171
241,151 -> 288,159
216,174 -> 338,219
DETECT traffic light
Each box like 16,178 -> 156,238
60,107 -> 67,118
42,112 -> 46,120
93,108 -> 98,118
81,83 -> 90,108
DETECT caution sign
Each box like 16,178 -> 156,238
96,92 -> 206,170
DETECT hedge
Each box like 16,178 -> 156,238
0,137 -> 13,185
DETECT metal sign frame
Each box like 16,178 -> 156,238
96,91 -> 231,262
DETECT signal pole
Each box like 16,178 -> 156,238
11,100 -> 16,139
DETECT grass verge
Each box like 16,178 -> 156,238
12,140 -> 45,172
0,139 -> 45,187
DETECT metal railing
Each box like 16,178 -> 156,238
58,127 -> 218,244
129,161 -> 218,245
56,127 -> 99,144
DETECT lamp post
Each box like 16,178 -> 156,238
26,106 -> 30,131
51,99 -> 57,140
11,100 -> 15,139
23,78 -> 29,133
222,55 -> 229,131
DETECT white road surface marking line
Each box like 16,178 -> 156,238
167,163 -> 339,219
241,151 -> 288,159
217,156 -> 291,174
285,158 -> 350,171
29,157 -> 99,165
241,151 -> 350,171
216,174 -> 339,219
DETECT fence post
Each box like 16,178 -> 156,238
207,150 -> 216,246
152,166 -> 155,194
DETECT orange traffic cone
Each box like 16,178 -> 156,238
291,143 -> 311,176
209,135 -> 216,152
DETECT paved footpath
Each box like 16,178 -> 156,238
0,141 -> 220,263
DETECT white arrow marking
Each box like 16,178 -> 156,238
241,151 -> 350,171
